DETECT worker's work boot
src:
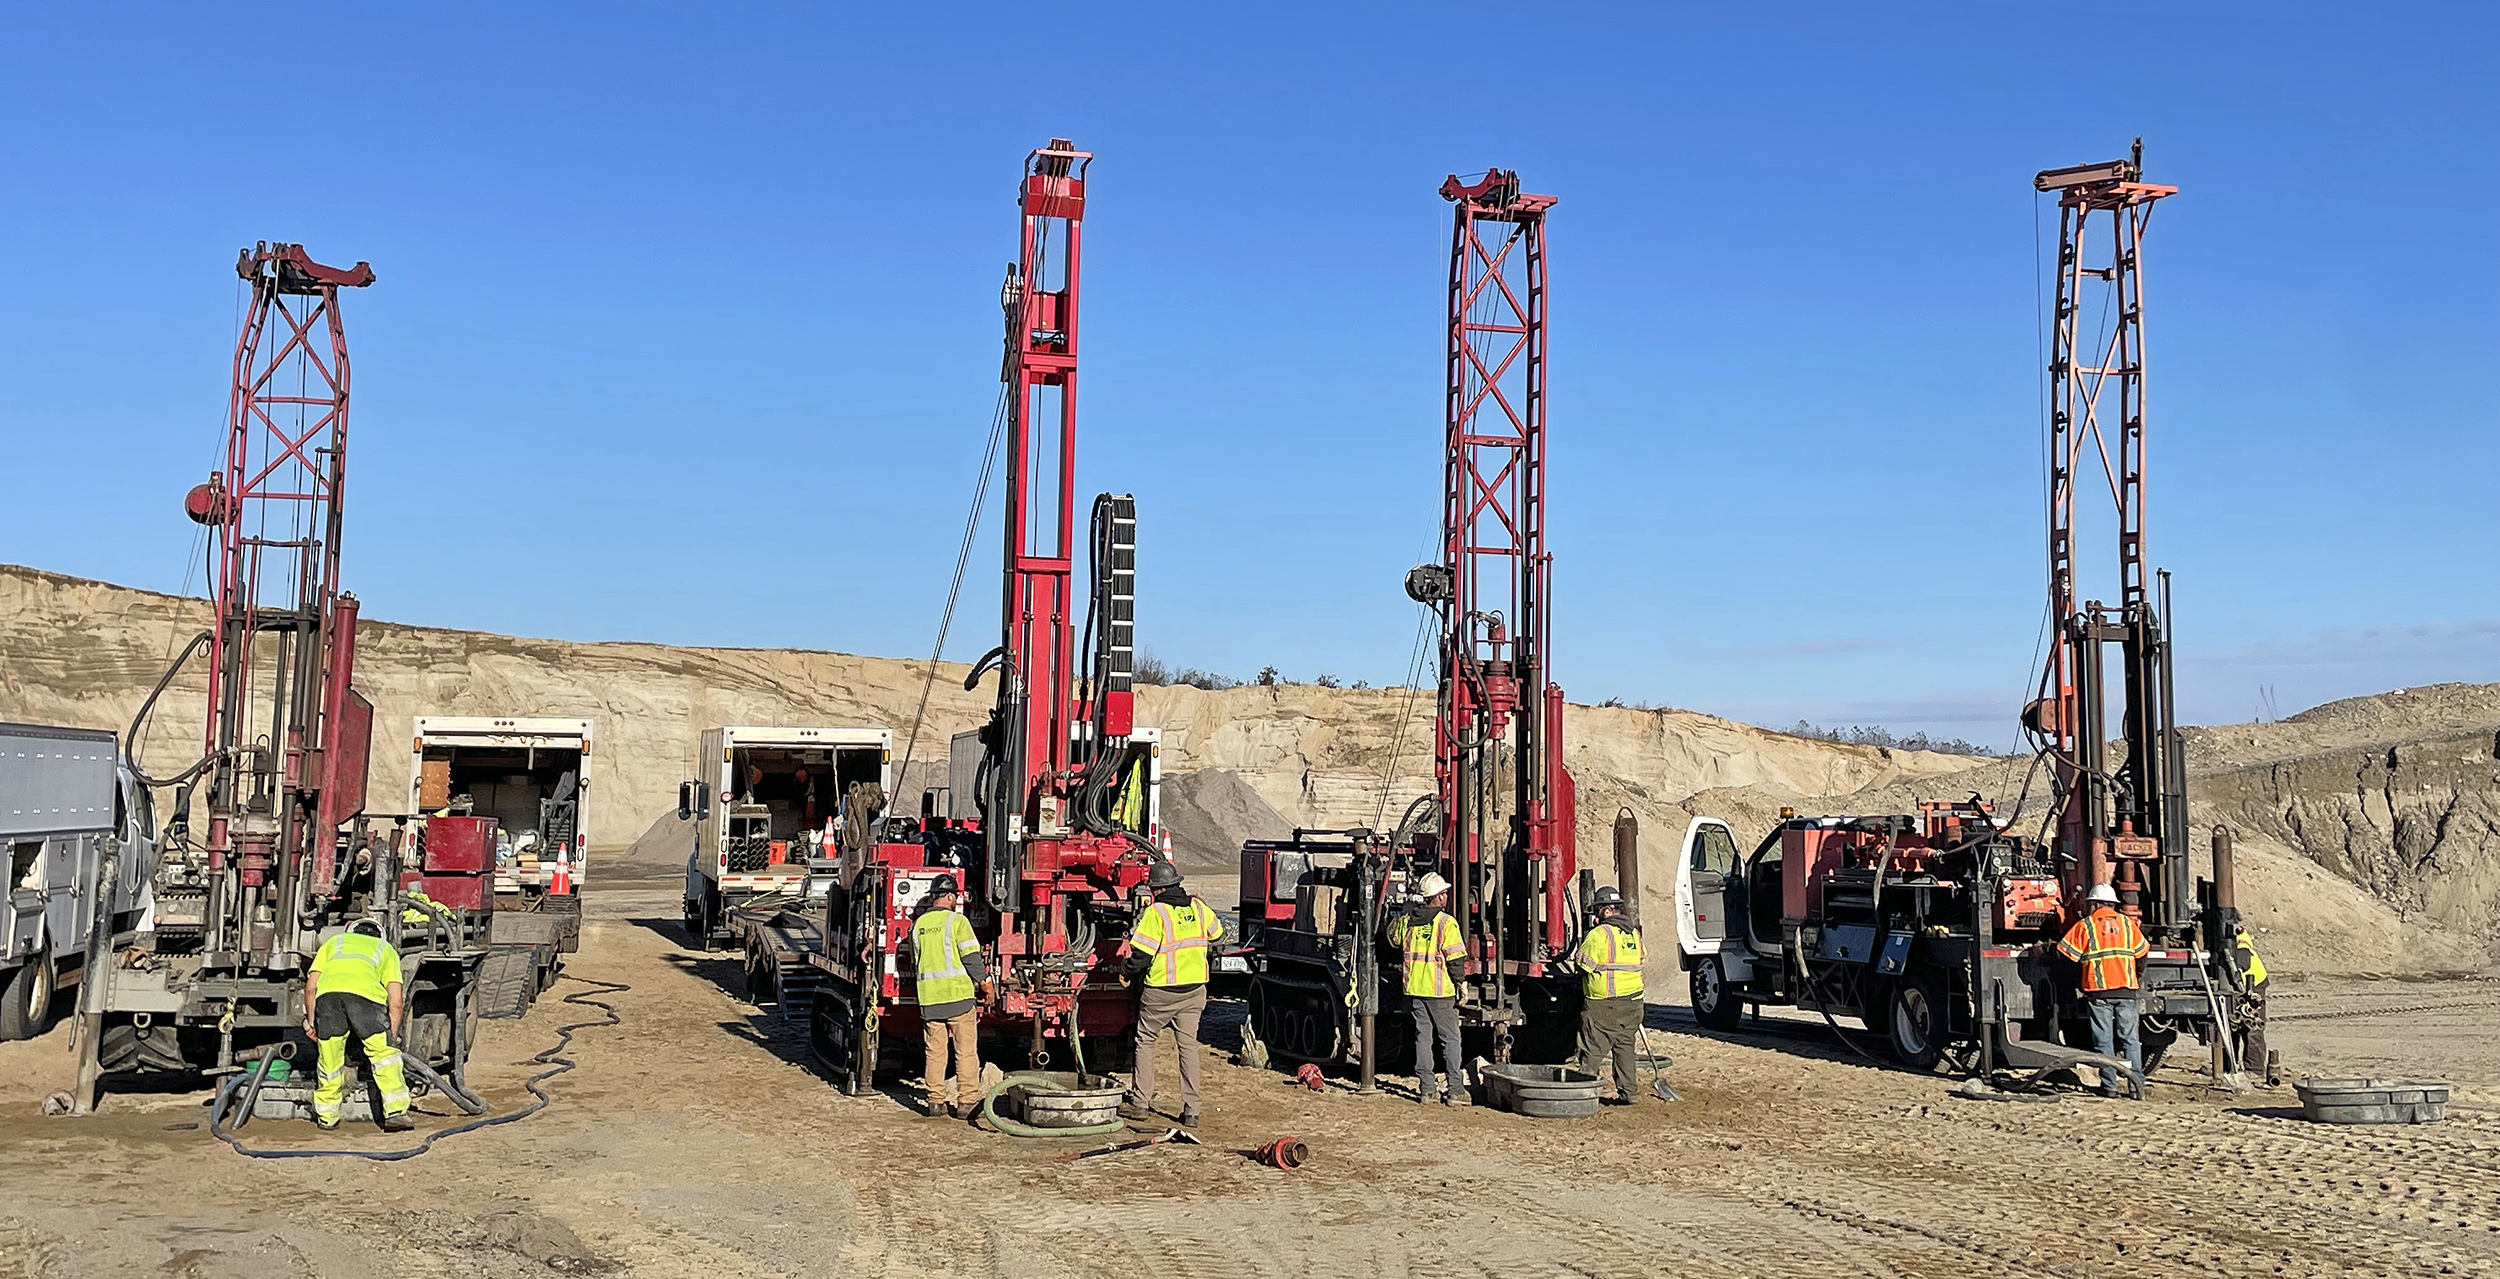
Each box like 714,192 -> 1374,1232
380,1112 -> 415,1133
1441,1091 -> 1464,1108
1600,1095 -> 1634,1108
1176,1107 -> 1200,1128
1118,1101 -> 1154,1123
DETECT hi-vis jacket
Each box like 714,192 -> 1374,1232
1575,922 -> 1645,1000
912,909 -> 982,1007
1132,897 -> 1219,988
2057,906 -> 2150,994
1401,910 -> 1466,998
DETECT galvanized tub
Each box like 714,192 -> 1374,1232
1476,1063 -> 1601,1119
2293,1077 -> 2450,1125
997,1072 -> 1126,1129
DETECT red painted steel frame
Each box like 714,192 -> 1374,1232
1434,171 -> 1576,975
190,242 -> 375,961
2041,168 -> 2176,898
987,141 -> 1149,1052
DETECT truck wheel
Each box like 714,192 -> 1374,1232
1885,976 -> 1948,1072
0,951 -> 57,1042
1688,956 -> 1746,1033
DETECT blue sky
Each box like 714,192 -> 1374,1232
2,4 -> 2491,743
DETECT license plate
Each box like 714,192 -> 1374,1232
1214,956 -> 1249,973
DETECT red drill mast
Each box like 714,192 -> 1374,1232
1407,169 -> 1577,1056
2026,144 -> 2196,939
971,138 -> 1152,1052
187,242 -> 378,964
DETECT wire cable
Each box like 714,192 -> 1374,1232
205,974 -> 626,1161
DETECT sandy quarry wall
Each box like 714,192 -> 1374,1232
3,564 -> 2492,974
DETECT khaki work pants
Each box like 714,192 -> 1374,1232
1578,993 -> 1642,1101
922,1011 -> 980,1109
1128,983 -> 1207,1114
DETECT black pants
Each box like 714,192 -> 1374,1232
1579,994 -> 1642,1100
1410,996 -> 1463,1099
314,991 -> 391,1040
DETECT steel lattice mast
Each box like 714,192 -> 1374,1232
185,242 -> 377,964
1419,168 -> 1576,1056
2030,144 -> 2192,932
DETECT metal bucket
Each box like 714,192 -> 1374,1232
2293,1077 -> 2450,1125
1477,1063 -> 1601,1119
999,1072 -> 1126,1129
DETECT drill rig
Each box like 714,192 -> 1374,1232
1241,168 -> 1582,1079
87,245 -> 488,1099
1675,148 -> 2247,1081
806,140 -> 1161,1090
2025,144 -> 2244,1071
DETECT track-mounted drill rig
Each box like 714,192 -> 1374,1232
806,141 -> 1163,1089
1241,169 -> 1583,1081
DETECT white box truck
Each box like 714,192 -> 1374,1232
409,717 -> 593,1016
680,726 -> 891,949
1,723 -> 156,1040
408,716 -> 594,909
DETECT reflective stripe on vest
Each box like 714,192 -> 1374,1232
1402,912 -> 1465,998
312,933 -> 398,1004
2058,908 -> 2148,993
1136,899 -> 1215,988
1577,923 -> 1645,1000
912,910 -> 978,1007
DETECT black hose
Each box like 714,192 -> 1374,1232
206,975 -> 625,1161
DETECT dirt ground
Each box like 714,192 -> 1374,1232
3,881 -> 2495,1279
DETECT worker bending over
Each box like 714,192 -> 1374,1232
1574,886 -> 1645,1107
303,918 -> 412,1132
913,876 -> 991,1119
2057,882 -> 2151,1097
1122,861 -> 1219,1126
1401,872 -> 1468,1106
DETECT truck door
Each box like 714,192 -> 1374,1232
1673,817 -> 1742,956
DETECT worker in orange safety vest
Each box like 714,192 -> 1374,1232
2056,883 -> 2150,1097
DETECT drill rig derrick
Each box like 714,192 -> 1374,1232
2023,145 -> 2240,1069
1238,169 -> 1580,1079
1412,169 -> 1577,1063
966,137 -> 1157,1066
808,141 -> 1156,1089
91,246 -> 489,1093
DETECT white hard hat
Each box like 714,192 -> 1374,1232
2086,883 -> 2120,905
1413,872 -> 1451,899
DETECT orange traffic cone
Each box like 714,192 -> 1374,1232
552,846 -> 572,895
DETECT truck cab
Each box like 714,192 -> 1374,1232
1672,815 -> 1782,1032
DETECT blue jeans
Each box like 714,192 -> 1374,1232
2086,993 -> 2143,1093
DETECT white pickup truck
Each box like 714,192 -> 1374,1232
0,723 -> 156,1040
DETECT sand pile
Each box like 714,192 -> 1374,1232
1161,768 -> 1294,874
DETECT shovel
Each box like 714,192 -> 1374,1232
1637,1023 -> 1682,1103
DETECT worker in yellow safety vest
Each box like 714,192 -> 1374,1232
1120,861 -> 1219,1126
2056,882 -> 2151,1097
1575,886 -> 1646,1106
2233,924 -> 2272,1084
1401,872 -> 1468,1106
303,918 -> 412,1131
911,876 -> 991,1119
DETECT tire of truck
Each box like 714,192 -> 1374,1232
475,947 -> 540,1020
1885,974 -> 1948,1073
684,896 -> 715,951
1688,955 -> 1747,1033
0,950 -> 57,1042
